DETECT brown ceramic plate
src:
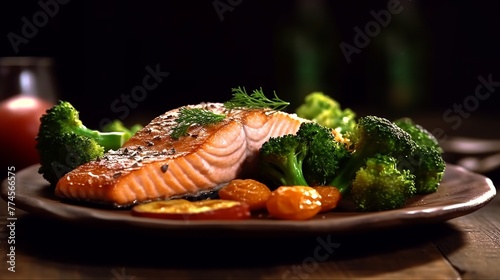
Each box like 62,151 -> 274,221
1,164 -> 496,236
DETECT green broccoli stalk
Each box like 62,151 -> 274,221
36,101 -> 130,186
259,134 -> 309,186
329,115 -> 417,194
351,154 -> 416,211
102,119 -> 144,141
295,92 -> 357,135
393,118 -> 445,193
259,122 -> 350,187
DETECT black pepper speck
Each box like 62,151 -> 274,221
161,164 -> 169,173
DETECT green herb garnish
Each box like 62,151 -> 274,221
171,108 -> 226,139
224,86 -> 290,111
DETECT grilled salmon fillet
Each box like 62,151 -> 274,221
55,103 -> 307,207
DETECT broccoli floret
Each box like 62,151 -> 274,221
259,134 -> 309,186
409,146 -> 446,194
393,118 -> 443,153
297,122 -> 351,186
36,101 -> 129,186
394,118 -> 445,194
329,115 -> 417,194
259,122 -> 350,187
259,115 -> 444,212
351,154 -> 416,211
296,92 -> 357,135
102,119 -> 143,141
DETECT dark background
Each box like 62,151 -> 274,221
1,0 -> 500,129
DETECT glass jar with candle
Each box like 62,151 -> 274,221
0,57 -> 58,172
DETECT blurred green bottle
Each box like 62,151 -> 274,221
368,1 -> 429,117
274,0 -> 340,111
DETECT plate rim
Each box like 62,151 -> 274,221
1,164 -> 497,235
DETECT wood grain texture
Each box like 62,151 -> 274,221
432,193 -> 500,279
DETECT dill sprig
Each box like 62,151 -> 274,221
170,107 -> 226,139
224,86 -> 290,111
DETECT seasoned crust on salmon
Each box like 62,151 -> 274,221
55,103 -> 307,207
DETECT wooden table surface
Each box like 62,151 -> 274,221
0,170 -> 498,280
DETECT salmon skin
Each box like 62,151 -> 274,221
55,103 -> 307,208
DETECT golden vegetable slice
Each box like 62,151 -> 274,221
131,199 -> 251,220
